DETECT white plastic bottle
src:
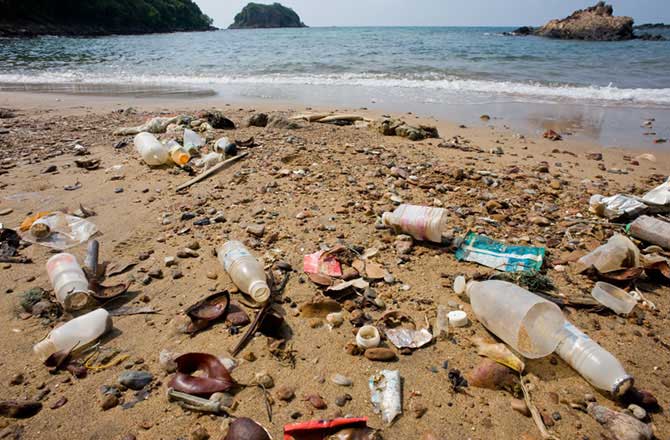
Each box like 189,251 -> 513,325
33,309 -> 112,361
382,204 -> 448,243
46,253 -> 91,311
134,132 -> 170,166
556,321 -> 633,396
217,241 -> 270,304
460,280 -> 565,358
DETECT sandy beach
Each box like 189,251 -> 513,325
1,90 -> 670,440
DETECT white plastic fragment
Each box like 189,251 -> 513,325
369,370 -> 402,426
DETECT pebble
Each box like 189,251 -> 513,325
628,404 -> 647,420
186,240 -> 200,251
121,435 -> 136,440
290,411 -> 302,420
364,348 -> 397,361
9,373 -> 24,386
529,216 -> 551,226
164,256 -> 177,267
254,372 -> 274,389
335,394 -> 352,407
206,271 -> 218,280
148,268 -> 163,279
0,208 -> 12,216
247,224 -> 266,237
171,269 -> 183,279
100,394 -> 119,411
331,374 -> 352,387
177,248 -> 198,258
276,386 -> 295,401
191,426 -> 209,440
118,371 -> 153,390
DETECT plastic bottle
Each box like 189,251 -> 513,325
628,215 -> 670,250
167,141 -> 191,166
555,321 -> 633,396
381,204 -> 448,243
46,253 -> 91,311
134,132 -> 170,166
217,241 -> 270,304
576,234 -> 640,274
460,280 -> 565,358
33,309 -> 112,361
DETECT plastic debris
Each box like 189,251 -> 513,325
642,177 -> 670,205
590,194 -> 648,220
369,370 -> 402,425
455,232 -> 545,272
114,115 -> 184,135
184,128 -> 205,151
22,212 -> 97,250
283,418 -> 378,440
385,327 -> 432,349
356,325 -> 381,349
591,282 -> 637,315
576,234 -> 640,275
303,250 -> 343,277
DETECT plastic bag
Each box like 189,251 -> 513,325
589,194 -> 648,220
194,152 -> 223,170
576,234 -> 641,274
23,212 -> 97,250
184,128 -> 205,151
369,370 -> 402,426
643,177 -> 670,205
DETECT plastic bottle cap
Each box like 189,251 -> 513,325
448,310 -> 468,327
356,325 -> 381,349
453,276 -> 467,295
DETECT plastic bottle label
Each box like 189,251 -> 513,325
398,205 -> 433,240
222,246 -> 252,271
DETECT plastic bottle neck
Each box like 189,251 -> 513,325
249,280 -> 270,304
381,212 -> 392,227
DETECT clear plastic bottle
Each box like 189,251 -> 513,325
382,204 -> 448,243
461,280 -> 565,358
217,241 -> 270,304
46,253 -> 91,311
556,321 -> 633,396
33,309 -> 112,361
168,143 -> 191,166
134,132 -> 170,166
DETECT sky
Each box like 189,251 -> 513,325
196,0 -> 670,28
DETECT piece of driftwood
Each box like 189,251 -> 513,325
176,152 -> 248,192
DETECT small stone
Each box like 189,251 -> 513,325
247,224 -> 265,237
364,348 -> 397,361
586,152 -> 603,161
148,268 -> 163,279
164,257 -> 177,267
290,411 -> 302,420
114,188 -> 124,194
243,352 -> 256,362
10,373 -> 24,386
42,165 -> 57,174
254,372 -> 274,389
121,435 -> 136,440
552,411 -> 561,421
118,371 -> 153,390
628,404 -> 647,420
177,248 -> 198,258
171,269 -> 183,280
191,426 -> 209,440
138,252 -> 150,261
186,240 -> 200,251
549,180 -> 562,190
276,386 -> 295,401
0,208 -> 12,216
100,394 -> 119,411
584,393 -> 596,402
529,216 -> 551,226
206,271 -> 218,280
511,398 -> 530,417
411,402 -> 428,418
139,420 -> 153,430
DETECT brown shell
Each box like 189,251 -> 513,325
224,418 -> 271,440
168,352 -> 235,397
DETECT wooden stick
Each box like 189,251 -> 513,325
175,152 -> 248,192
520,376 -> 559,440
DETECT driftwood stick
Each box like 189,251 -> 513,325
176,152 -> 248,192
520,376 -> 559,440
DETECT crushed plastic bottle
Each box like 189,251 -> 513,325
576,234 -> 641,274
556,321 -> 633,396
134,132 -> 170,166
46,253 -> 91,311
33,308 -> 112,361
369,370 -> 402,425
166,140 -> 191,166
459,279 -> 565,358
382,204 -> 448,243
217,241 -> 270,304
628,215 -> 670,250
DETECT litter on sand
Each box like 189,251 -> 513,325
455,232 -> 545,272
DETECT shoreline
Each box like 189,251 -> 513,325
1,87 -> 669,155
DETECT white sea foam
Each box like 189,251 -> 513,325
1,72 -> 669,106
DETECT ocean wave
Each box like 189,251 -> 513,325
1,72 -> 670,106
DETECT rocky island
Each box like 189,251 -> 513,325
0,0 -> 214,37
509,2 -> 665,41
229,2 -> 307,29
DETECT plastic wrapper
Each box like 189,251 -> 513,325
643,177 -> 670,205
385,328 -> 432,349
589,194 -> 648,220
195,152 -> 223,170
369,370 -> 402,425
184,128 -> 205,151
455,232 -> 545,272
23,213 -> 97,250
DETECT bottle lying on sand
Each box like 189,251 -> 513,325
556,321 -> 633,396
628,215 -> 670,251
33,308 -> 112,361
217,241 -> 270,304
457,279 -> 565,359
134,132 -> 170,166
382,204 -> 448,243
46,253 -> 91,311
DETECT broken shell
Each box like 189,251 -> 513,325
473,337 -> 525,373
